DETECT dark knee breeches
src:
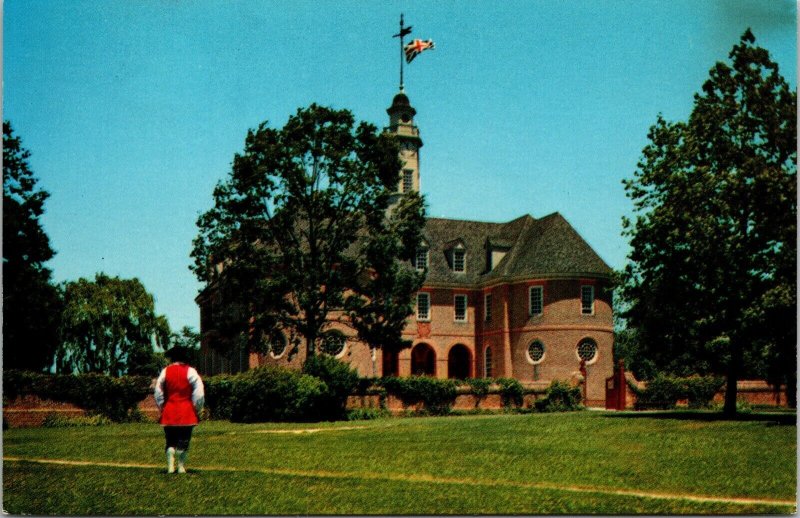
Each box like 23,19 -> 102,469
163,426 -> 194,451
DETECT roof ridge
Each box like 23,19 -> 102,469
494,215 -> 536,275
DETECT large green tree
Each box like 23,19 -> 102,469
621,30 -> 796,413
56,274 -> 171,376
3,121 -> 63,371
191,104 -> 426,359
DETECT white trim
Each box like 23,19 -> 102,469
415,247 -> 429,271
526,340 -> 546,365
452,247 -> 466,273
269,332 -> 287,359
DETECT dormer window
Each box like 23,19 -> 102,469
452,248 -> 466,273
415,247 -> 429,271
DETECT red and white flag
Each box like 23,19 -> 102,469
404,39 -> 435,63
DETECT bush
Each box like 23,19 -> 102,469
42,413 -> 112,427
346,407 -> 390,421
3,370 -> 151,422
204,374 -> 236,420
496,378 -> 525,408
229,366 -> 327,423
379,376 -> 457,415
463,378 -> 491,407
302,355 -> 360,421
630,375 -> 724,410
535,380 -> 583,412
684,376 -> 725,409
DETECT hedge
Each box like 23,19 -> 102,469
3,370 -> 151,422
535,380 -> 583,412
629,375 -> 725,410
378,376 -> 458,415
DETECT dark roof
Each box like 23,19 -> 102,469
421,213 -> 612,286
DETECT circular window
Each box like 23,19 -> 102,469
321,331 -> 346,357
527,340 -> 545,364
577,339 -> 598,363
269,332 -> 287,359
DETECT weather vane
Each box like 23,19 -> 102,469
392,14 -> 435,91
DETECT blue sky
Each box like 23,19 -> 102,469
4,0 -> 796,333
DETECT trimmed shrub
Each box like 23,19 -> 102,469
496,378 -> 525,408
204,374 -> 236,420
684,376 -> 725,409
42,413 -> 112,427
229,366 -> 327,423
535,380 -> 583,412
379,376 -> 457,415
302,355 -> 360,421
346,407 -> 391,421
3,370 -> 151,422
463,378 -> 491,407
630,374 -> 724,410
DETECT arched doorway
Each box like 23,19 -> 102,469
448,344 -> 471,379
411,343 -> 436,376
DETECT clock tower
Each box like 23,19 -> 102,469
386,89 -> 423,202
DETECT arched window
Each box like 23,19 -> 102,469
484,346 -> 493,378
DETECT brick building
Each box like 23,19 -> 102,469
199,90 -> 614,405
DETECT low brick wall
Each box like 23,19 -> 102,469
623,378 -> 789,409
3,394 -> 161,428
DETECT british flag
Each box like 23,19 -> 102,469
404,39 -> 435,63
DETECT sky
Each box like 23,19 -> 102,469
4,0 -> 797,333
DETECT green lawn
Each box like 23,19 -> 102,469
3,411 -> 796,514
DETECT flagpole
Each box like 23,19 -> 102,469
399,14 -> 405,90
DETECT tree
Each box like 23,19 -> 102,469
191,104 -> 426,359
621,30 -> 796,414
56,274 -> 171,376
3,121 -> 63,371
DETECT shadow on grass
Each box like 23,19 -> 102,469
603,410 -> 796,426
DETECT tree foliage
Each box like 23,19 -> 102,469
621,30 -> 796,412
56,274 -> 170,376
191,104 -> 426,358
3,121 -> 63,371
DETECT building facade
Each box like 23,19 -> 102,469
199,91 -> 614,405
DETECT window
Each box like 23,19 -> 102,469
454,294 -> 467,322
321,331 -> 346,358
577,339 -> 597,362
484,293 -> 492,322
484,346 -> 493,378
417,292 -> 431,321
581,285 -> 594,315
415,248 -> 429,271
402,170 -> 414,193
527,340 -> 545,364
529,286 -> 543,316
452,248 -> 466,273
269,332 -> 287,359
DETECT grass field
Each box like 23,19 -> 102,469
3,411 -> 796,514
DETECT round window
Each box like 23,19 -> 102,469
321,332 -> 346,357
269,332 -> 287,358
577,339 -> 597,362
527,340 -> 545,364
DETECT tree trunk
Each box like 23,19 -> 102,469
723,342 -> 741,417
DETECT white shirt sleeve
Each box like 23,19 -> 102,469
187,367 -> 205,415
154,368 -> 168,411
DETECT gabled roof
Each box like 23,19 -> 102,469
421,213 -> 612,286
